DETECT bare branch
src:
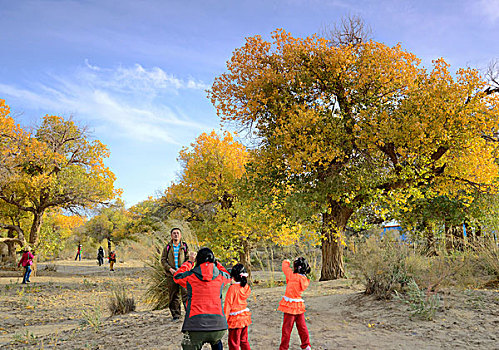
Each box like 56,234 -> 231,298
321,15 -> 372,47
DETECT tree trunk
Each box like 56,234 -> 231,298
29,211 -> 44,246
29,211 -> 45,277
444,220 -> 454,252
238,238 -> 252,278
320,201 -> 353,281
6,228 -> 18,262
424,220 -> 437,256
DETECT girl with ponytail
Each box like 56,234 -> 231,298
224,263 -> 252,350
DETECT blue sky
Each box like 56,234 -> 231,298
0,0 -> 498,206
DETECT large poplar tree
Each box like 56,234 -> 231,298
209,29 -> 499,280
0,100 -> 119,248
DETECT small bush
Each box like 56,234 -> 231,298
12,330 -> 38,345
108,286 -> 136,315
473,239 -> 499,283
43,263 -> 57,272
349,235 -> 429,299
395,279 -> 440,320
80,306 -> 102,332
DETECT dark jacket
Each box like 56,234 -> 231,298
161,240 -> 188,276
174,260 -> 231,332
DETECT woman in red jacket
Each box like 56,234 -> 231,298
174,247 -> 231,350
18,247 -> 34,284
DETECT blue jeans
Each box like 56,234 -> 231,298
22,265 -> 31,283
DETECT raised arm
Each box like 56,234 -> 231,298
173,260 -> 194,288
223,285 -> 236,317
282,260 -> 293,281
216,261 -> 231,284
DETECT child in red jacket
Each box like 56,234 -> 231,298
224,263 -> 251,350
278,257 -> 312,350
18,247 -> 34,284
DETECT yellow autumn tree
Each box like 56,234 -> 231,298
38,209 -> 86,259
160,130 -> 273,267
0,99 -> 120,248
209,29 -> 499,280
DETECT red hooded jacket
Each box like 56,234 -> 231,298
18,251 -> 34,268
174,260 -> 231,332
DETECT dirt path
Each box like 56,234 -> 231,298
1,259 -> 498,349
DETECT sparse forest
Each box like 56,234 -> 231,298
1,16 -> 499,349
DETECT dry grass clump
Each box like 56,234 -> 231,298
143,237 -> 170,310
350,234 -> 499,299
349,235 -> 428,299
108,285 -> 136,316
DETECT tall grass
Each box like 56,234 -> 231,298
143,229 -> 200,310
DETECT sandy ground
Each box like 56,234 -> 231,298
1,259 -> 498,349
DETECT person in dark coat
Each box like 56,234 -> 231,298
97,246 -> 105,266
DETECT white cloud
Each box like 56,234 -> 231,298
0,63 -> 210,144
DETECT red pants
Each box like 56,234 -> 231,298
279,313 -> 310,350
228,326 -> 251,350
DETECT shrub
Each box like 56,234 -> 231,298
42,263 -> 57,272
108,286 -> 136,315
349,235 -> 429,299
395,278 -> 440,320
143,237 -> 170,310
80,306 -> 102,331
472,239 -> 499,284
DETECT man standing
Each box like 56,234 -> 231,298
161,227 -> 189,321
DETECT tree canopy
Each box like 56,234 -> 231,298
210,29 -> 499,279
0,99 -> 120,247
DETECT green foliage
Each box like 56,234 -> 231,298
12,330 -> 38,345
395,279 -> 440,321
80,200 -> 134,244
80,306 -> 103,332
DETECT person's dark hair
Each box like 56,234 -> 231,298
293,257 -> 311,275
170,227 -> 182,234
230,263 -> 248,287
195,247 -> 215,267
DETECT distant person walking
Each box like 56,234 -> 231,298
75,244 -> 82,261
18,247 -> 34,284
174,247 -> 231,350
161,227 -> 189,321
109,250 -> 116,271
97,246 -> 105,266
